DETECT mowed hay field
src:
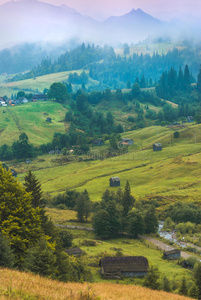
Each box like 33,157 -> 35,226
0,101 -> 67,146
13,124 -> 201,205
0,70 -> 83,96
0,268 -> 192,300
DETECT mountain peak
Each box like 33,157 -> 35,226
128,8 -> 145,15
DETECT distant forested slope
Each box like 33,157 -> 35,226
10,42 -> 201,90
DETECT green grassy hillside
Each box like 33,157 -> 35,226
9,123 -> 201,208
0,101 -> 67,146
0,69 -> 98,97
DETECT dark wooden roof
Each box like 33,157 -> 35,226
110,177 -> 120,182
99,256 -> 149,273
65,247 -> 82,255
163,249 -> 180,255
121,138 -> 133,142
32,94 -> 47,99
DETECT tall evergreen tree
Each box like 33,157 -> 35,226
194,262 -> 201,299
0,234 -> 14,268
144,205 -> 158,234
92,209 -> 111,239
179,276 -> 188,296
143,266 -> 160,290
197,66 -> 201,94
0,164 -> 42,266
122,181 -> 135,218
23,237 -> 57,278
183,64 -> 191,92
127,210 -> 145,238
177,66 -> 184,90
24,170 -> 43,208
75,190 -> 91,222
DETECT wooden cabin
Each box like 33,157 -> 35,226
99,256 -> 149,279
163,249 -> 181,260
110,177 -> 120,187
153,143 -> 162,151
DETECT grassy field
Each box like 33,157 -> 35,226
115,42 -> 185,57
0,101 -> 67,146
10,123 -> 201,207
0,69 -> 98,97
0,268 -> 192,300
69,229 -> 192,283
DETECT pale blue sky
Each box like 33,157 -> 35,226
0,0 -> 200,21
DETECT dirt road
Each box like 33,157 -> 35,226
140,235 -> 191,259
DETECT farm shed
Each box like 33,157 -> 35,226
153,143 -> 162,151
163,249 -> 181,260
65,247 -> 83,256
110,177 -> 120,187
46,117 -> 52,122
99,256 -> 149,279
32,94 -> 47,101
121,138 -> 134,145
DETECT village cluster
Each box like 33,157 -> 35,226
0,94 -> 47,107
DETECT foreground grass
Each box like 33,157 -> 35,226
0,268 -> 192,299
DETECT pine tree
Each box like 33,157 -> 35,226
179,276 -> 188,296
122,181 -> 135,217
24,170 -> 43,208
194,262 -> 201,299
75,190 -> 91,222
188,282 -> 198,299
143,266 -> 160,290
23,237 -> 57,278
177,66 -> 184,90
0,234 -> 14,268
183,64 -> 191,92
127,210 -> 145,238
197,66 -> 201,94
0,164 -> 42,266
92,209 -> 111,239
162,276 -> 172,292
131,83 -> 141,98
144,205 -> 158,234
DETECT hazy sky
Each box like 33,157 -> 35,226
0,0 -> 201,21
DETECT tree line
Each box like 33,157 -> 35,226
10,42 -> 201,91
0,164 -> 92,282
51,181 -> 158,240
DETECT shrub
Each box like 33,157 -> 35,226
174,131 -> 180,138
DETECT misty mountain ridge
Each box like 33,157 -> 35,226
0,0 -> 199,49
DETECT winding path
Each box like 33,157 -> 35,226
140,235 -> 191,259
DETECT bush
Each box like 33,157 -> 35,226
81,240 -> 97,247
57,204 -> 68,210
174,131 -> 180,138
59,229 -> 73,248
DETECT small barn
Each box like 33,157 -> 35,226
153,143 -> 162,151
163,249 -> 181,260
46,117 -> 52,123
110,177 -> 120,187
121,138 -> 134,145
32,94 -> 48,101
99,256 -> 149,279
65,247 -> 83,256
